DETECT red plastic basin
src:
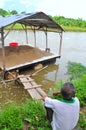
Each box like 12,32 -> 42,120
9,42 -> 18,46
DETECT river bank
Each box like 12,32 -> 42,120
6,23 -> 86,32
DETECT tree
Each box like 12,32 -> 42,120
0,8 -> 8,16
11,10 -> 18,15
21,11 -> 26,14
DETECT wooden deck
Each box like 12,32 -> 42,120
18,75 -> 47,99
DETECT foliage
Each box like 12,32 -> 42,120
0,8 -> 18,16
67,61 -> 86,80
20,99 -> 50,129
0,104 -> 23,130
66,61 -> 86,106
0,99 -> 50,130
10,10 -> 18,15
73,74 -> 86,106
52,15 -> 86,29
0,8 -> 8,16
78,112 -> 86,130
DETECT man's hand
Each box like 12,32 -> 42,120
42,95 -> 48,101
53,91 -> 61,96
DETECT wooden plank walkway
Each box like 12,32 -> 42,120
18,75 -> 47,99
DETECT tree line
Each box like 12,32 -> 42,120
0,8 -> 26,16
51,15 -> 86,28
0,8 -> 86,29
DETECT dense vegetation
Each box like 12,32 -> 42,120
0,8 -> 86,32
0,8 -> 26,16
0,99 -> 50,130
51,16 -> 86,31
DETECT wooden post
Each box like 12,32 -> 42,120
33,27 -> 36,47
1,28 -> 5,71
59,32 -> 63,57
25,26 -> 28,45
21,25 -> 28,45
4,23 -> 16,39
45,27 -> 48,51
1,28 -> 6,79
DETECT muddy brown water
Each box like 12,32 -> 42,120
0,31 -> 86,108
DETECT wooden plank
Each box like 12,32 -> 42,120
18,75 -> 34,81
19,77 -> 33,89
19,77 -> 41,89
19,76 -> 42,99
36,88 -> 47,97
27,85 -> 42,90
28,77 -> 47,97
19,74 -> 47,99
27,89 -> 42,99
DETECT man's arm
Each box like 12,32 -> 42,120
42,91 -> 61,100
42,95 -> 48,101
53,91 -> 61,96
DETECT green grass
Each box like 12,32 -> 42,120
0,104 -> 23,130
62,26 -> 86,32
78,111 -> 86,130
0,99 -> 50,130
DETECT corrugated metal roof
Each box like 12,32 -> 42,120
0,12 -> 64,31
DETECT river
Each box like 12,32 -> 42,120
0,31 -> 86,108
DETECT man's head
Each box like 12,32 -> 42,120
61,82 -> 76,100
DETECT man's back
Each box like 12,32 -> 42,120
45,97 -> 80,130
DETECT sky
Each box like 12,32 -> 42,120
0,0 -> 86,20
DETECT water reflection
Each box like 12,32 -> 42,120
0,80 -> 30,109
33,63 -> 59,92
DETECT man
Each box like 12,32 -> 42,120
43,82 -> 80,130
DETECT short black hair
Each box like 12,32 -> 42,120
61,82 -> 76,100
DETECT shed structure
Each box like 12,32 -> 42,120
0,11 -> 64,76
